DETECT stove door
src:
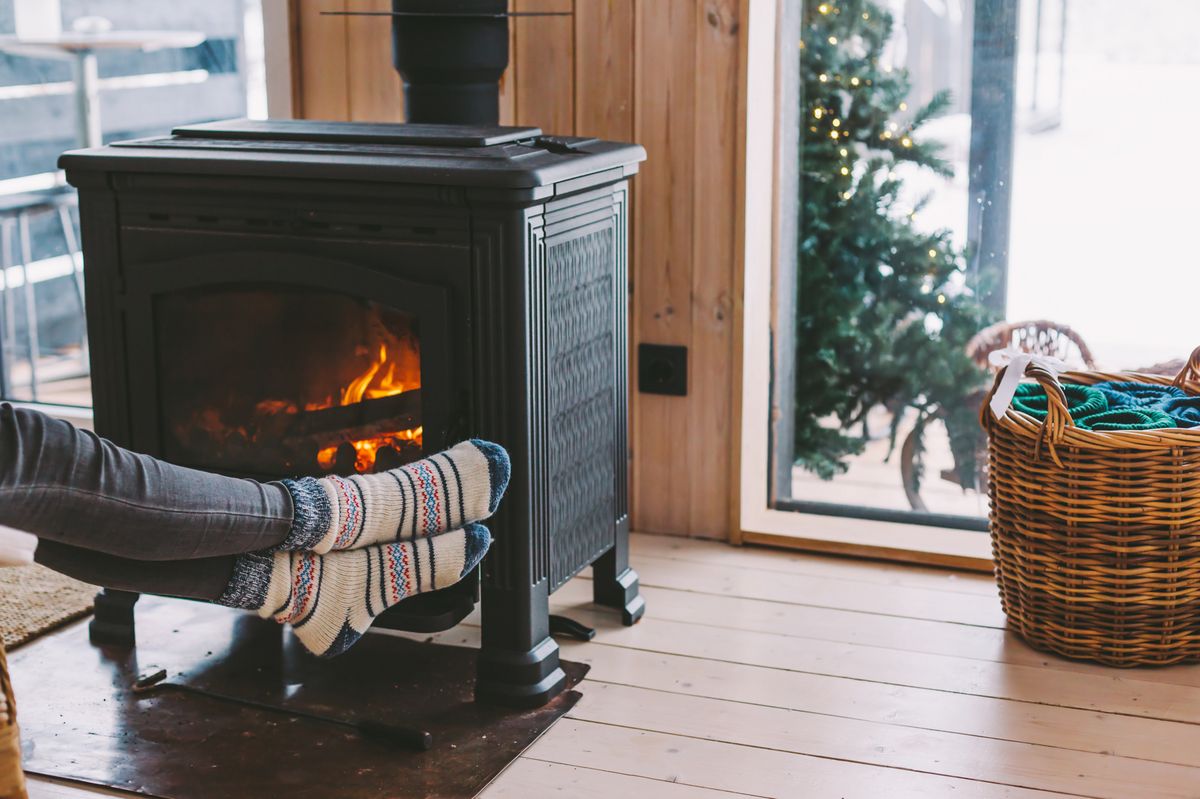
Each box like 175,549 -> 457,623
118,250 -> 454,480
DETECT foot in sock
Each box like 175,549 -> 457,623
276,439 -> 509,553
218,523 -> 492,657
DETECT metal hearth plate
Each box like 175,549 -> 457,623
10,597 -> 586,798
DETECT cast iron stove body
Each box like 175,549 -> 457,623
60,117 -> 645,707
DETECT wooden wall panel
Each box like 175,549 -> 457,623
512,0 -> 576,135
294,0 -> 349,120
631,1 -> 699,535
688,0 -> 741,537
287,1 -> 745,540
346,0 -> 403,122
573,0 -> 634,141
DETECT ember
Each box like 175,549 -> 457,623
316,426 -> 424,474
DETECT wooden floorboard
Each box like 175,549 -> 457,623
629,533 -> 999,595
568,682 -> 1200,799
549,578 -> 1200,689
435,608 -> 1200,726
625,553 -> 1009,627
523,720 -> 1081,799
478,759 -> 760,798
559,638 -> 1200,767
25,534 -> 1200,797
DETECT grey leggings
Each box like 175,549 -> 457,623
0,403 -> 294,600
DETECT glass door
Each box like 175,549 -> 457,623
744,0 -> 1200,562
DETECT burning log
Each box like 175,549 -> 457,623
284,389 -> 420,438
334,442 -> 358,475
374,444 -> 416,472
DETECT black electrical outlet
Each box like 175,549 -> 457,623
638,343 -> 688,396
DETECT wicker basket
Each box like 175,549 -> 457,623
982,346 -> 1200,667
0,644 -> 27,799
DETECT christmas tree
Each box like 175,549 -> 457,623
794,0 -> 996,487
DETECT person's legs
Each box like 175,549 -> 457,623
226,523 -> 492,656
0,404 -> 511,561
35,539 -> 235,601
36,528 -> 493,658
1,403 -> 507,656
0,403 -> 292,560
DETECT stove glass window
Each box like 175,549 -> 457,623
156,285 -> 422,477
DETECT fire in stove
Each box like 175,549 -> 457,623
313,343 -> 423,473
160,290 -> 424,478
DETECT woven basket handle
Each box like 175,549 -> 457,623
981,360 -> 1072,462
1171,346 -> 1200,389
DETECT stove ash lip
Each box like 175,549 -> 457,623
391,0 -> 511,126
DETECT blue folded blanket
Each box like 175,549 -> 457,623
1092,380 -> 1187,409
1161,396 -> 1200,428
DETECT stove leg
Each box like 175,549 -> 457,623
88,589 -> 139,647
592,526 -> 645,626
476,581 -> 567,709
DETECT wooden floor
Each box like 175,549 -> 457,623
28,532 -> 1200,798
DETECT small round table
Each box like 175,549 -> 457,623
0,30 -> 206,149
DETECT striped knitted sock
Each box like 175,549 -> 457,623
276,439 -> 509,553
218,524 -> 491,657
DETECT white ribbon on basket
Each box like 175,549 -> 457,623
987,347 -> 1069,421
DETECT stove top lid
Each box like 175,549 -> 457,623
171,119 -> 545,147
60,118 -> 645,192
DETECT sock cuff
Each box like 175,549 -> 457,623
215,552 -> 275,610
462,522 -> 492,577
276,477 -> 333,551
469,440 -> 511,513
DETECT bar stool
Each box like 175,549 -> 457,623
0,185 -> 87,402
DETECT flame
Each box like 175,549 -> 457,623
297,344 -> 422,412
366,345 -> 419,400
187,329 -> 422,476
312,341 -> 422,473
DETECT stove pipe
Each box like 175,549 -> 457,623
391,0 -> 509,125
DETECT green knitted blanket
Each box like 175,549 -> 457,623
1009,383 -> 1177,431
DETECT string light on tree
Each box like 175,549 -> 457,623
791,0 -> 994,483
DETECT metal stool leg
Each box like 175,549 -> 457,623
16,212 -> 40,402
57,203 -> 88,364
0,219 -> 12,398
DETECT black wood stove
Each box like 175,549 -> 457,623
59,1 -> 644,708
